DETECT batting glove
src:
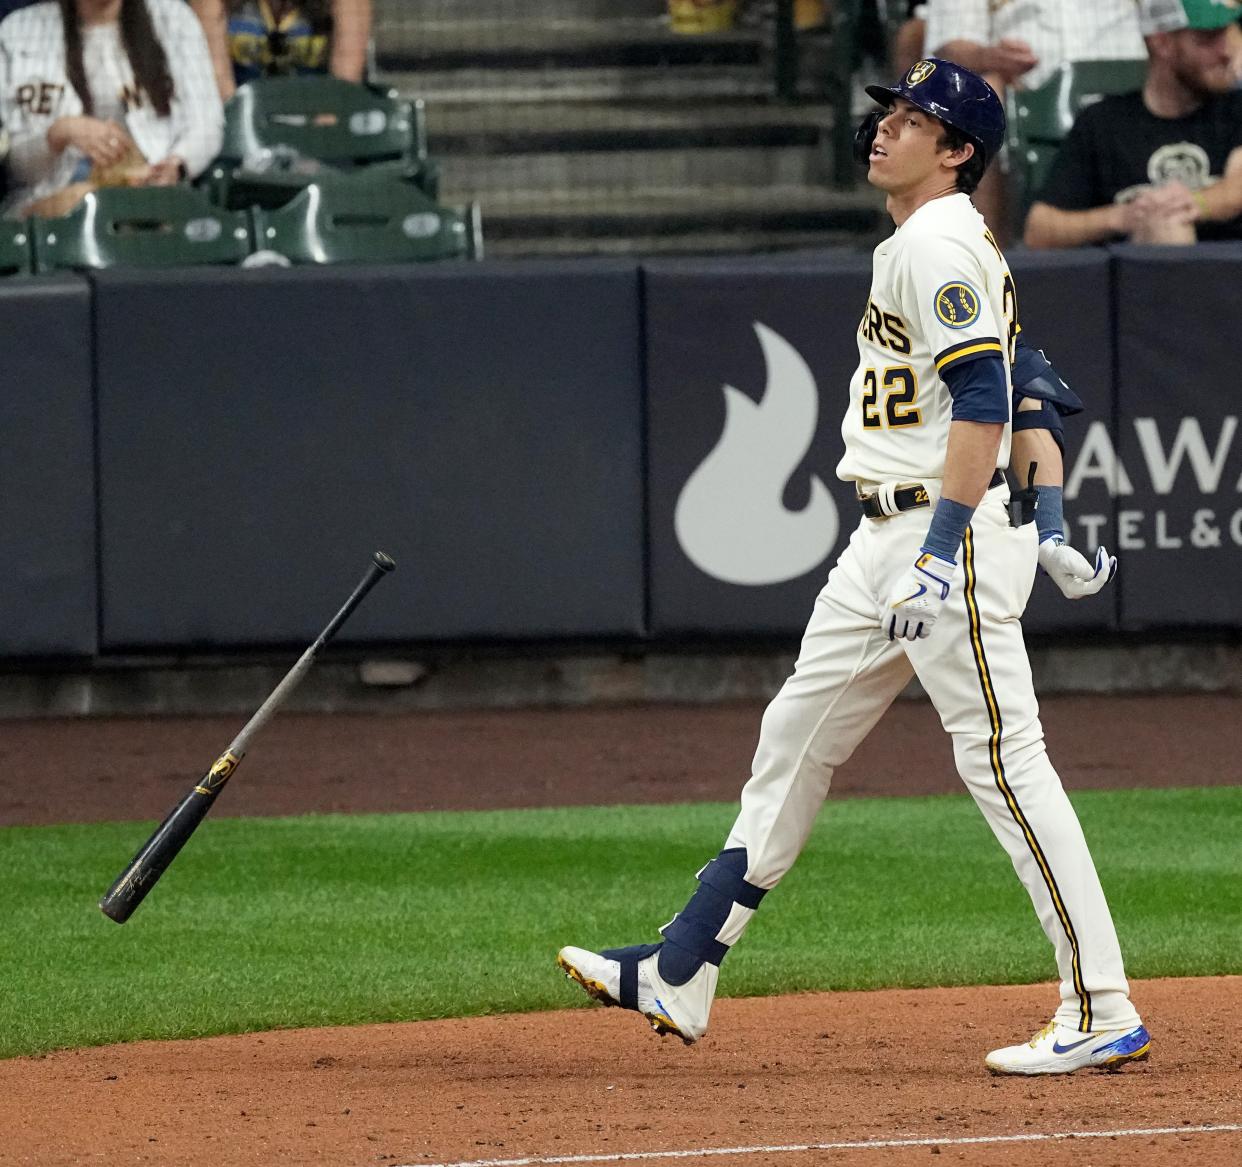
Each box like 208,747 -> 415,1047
884,551 -> 956,642
1038,538 -> 1117,600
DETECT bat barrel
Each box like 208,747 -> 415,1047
99,783 -> 221,923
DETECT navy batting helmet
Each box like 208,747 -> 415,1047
858,57 -> 1006,168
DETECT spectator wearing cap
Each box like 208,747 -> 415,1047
924,0 -> 1146,240
1025,0 -> 1242,248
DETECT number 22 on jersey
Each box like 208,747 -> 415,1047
861,366 -> 921,429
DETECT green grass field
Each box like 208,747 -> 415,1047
2,786 -> 1239,1060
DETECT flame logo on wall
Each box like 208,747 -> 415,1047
674,322 -> 838,586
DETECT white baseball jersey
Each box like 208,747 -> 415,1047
0,0 -> 223,215
837,192 -> 1016,487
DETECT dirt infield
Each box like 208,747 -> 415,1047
3,694 -> 1240,1165
3,694 -> 1241,826
4,978 -> 1240,1167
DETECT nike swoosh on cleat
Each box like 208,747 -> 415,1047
651,1000 -> 680,1030
649,1000 -> 693,1045
1051,1035 -> 1098,1054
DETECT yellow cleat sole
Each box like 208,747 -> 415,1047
557,954 -> 617,1007
556,954 -> 694,1045
1101,1041 -> 1151,1071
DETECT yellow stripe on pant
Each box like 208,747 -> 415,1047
962,527 -> 1092,1032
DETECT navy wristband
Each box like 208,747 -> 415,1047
1034,484 -> 1065,543
921,497 -> 975,563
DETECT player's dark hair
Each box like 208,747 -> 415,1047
937,124 -> 988,194
59,0 -> 174,120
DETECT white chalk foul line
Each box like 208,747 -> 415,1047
401,1123 -> 1242,1167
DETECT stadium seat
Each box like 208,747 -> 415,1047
250,179 -> 482,264
1007,59 -> 1149,210
31,187 -> 254,271
0,219 -> 33,275
207,75 -> 439,206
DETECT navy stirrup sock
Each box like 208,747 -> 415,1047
601,849 -> 767,1000
658,847 -> 766,985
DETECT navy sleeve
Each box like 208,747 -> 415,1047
942,353 -> 1009,423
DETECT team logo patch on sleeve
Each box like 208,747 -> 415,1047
934,281 -> 981,329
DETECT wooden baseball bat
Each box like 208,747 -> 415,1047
98,551 -> 396,924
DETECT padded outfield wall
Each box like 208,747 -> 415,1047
1,245 -> 1238,658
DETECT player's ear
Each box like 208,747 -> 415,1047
944,139 -> 975,172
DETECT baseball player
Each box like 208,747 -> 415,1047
558,59 -> 1151,1076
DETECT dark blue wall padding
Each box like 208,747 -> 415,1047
645,255 -> 874,637
1112,244 -> 1242,630
94,262 -> 646,648
0,276 -> 97,656
1008,249 -> 1118,634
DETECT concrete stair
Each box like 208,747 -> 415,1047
480,185 -> 884,256
371,4 -> 883,256
373,0 -> 668,23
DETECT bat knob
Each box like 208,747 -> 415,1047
372,551 -> 396,572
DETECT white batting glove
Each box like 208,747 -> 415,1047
1037,538 -> 1117,600
884,551 -> 956,641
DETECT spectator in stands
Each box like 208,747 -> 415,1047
0,0 -> 223,216
190,0 -> 371,101
892,2 -> 928,77
924,0 -> 1146,240
1025,0 -> 1242,248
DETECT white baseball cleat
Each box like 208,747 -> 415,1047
556,944 -> 716,1044
985,1020 -> 1151,1075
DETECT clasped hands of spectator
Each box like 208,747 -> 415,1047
1114,181 -> 1201,244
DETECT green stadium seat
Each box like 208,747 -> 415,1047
206,76 -> 439,207
0,218 -> 33,275
250,179 -> 482,264
1007,59 -> 1149,209
32,187 -> 253,271
221,76 -> 425,167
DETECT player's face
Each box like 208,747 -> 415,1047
1168,27 -> 1237,96
865,99 -> 958,193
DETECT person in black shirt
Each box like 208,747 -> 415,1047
1025,0 -> 1242,248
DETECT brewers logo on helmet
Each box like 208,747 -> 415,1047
906,59 -> 936,86
861,57 -> 1006,168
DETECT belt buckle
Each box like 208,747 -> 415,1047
859,481 -> 919,519
855,483 -> 885,521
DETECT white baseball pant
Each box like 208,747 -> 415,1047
721,479 -> 1141,1033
